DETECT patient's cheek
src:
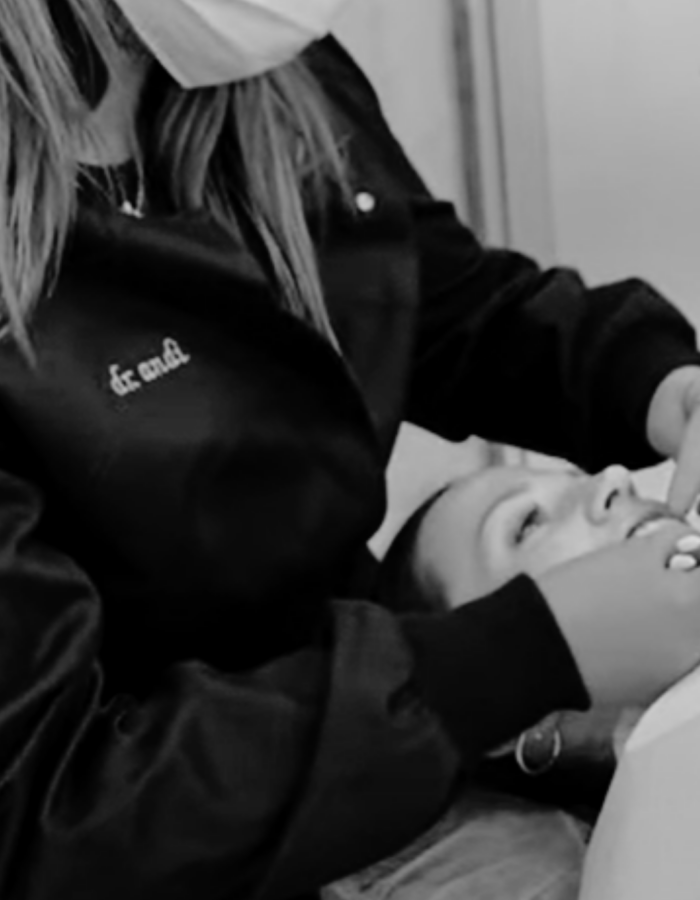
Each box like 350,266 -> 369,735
516,523 -> 608,581
442,521 -> 609,606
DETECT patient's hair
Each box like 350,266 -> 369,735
376,487 -> 450,614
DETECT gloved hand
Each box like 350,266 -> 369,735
646,365 -> 700,515
537,522 -> 700,708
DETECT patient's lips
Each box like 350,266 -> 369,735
630,518 -> 678,539
626,507 -> 684,540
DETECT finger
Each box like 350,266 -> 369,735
669,554 -> 698,572
668,406 -> 700,516
646,521 -> 699,558
670,559 -> 700,608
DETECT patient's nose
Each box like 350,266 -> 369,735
587,465 -> 636,523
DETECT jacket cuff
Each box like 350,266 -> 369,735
593,327 -> 700,470
399,575 -> 589,760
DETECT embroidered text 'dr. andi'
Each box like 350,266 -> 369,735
109,338 -> 191,398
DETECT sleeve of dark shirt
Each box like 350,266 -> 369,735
313,37 -> 700,473
408,200 -> 700,472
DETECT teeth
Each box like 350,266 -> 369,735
631,518 -> 678,539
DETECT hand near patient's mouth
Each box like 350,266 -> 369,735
626,506 -> 682,540
627,510 -> 700,570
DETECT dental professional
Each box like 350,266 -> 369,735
4,2 -> 700,899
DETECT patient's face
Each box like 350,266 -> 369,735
416,465 -> 676,604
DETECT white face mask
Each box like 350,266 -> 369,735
112,0 -> 351,88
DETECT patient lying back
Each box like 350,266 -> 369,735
378,463 -> 696,614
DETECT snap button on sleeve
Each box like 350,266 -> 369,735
355,191 -> 377,214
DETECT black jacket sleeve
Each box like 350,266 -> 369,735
314,37 -> 700,472
0,451 -> 586,900
408,200 -> 700,471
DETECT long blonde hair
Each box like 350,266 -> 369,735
0,0 -> 350,358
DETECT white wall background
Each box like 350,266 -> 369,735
335,0 -> 467,213
337,1 -> 700,326
536,0 -> 700,326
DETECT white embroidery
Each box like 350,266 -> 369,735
109,338 -> 191,398
109,365 -> 141,397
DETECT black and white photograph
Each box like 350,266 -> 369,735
0,2 -> 698,898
